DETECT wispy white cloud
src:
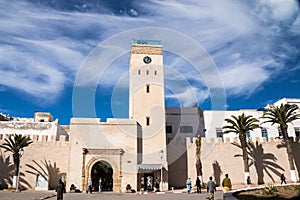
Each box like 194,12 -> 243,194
0,0 -> 299,108
221,60 -> 272,96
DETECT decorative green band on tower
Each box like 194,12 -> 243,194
132,39 -> 162,46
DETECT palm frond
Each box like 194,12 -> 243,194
0,134 -> 33,154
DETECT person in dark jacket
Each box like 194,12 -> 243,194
56,179 -> 65,200
196,177 -> 201,193
247,176 -> 251,188
280,174 -> 286,184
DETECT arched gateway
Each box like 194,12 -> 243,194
91,161 -> 113,191
84,154 -> 122,192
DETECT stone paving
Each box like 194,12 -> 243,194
0,190 -> 56,200
0,190 -> 224,200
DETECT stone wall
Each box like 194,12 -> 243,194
0,134 -> 69,190
187,137 -> 300,188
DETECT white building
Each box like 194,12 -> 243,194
203,98 -> 300,142
0,111 -> 68,141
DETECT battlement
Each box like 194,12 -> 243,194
0,133 -> 69,143
186,136 -> 299,146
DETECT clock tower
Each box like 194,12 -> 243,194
129,39 -> 168,170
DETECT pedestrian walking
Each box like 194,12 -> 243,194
186,177 -> 192,193
196,177 -> 201,193
280,174 -> 286,184
99,178 -> 102,192
140,177 -> 144,192
56,179 -> 65,200
155,177 -> 160,191
87,178 -> 92,194
206,176 -> 216,200
247,176 -> 251,188
222,174 -> 232,193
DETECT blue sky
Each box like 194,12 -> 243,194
0,0 -> 300,125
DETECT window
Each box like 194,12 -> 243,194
216,128 -> 222,137
138,70 -> 141,75
261,128 -> 269,141
40,119 -> 45,122
180,126 -> 193,133
146,70 -> 149,75
216,128 -> 223,142
146,84 -> 150,93
295,127 -> 300,137
146,117 -> 150,126
166,126 -> 172,134
154,70 -> 157,75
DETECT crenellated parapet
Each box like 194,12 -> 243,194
0,133 -> 69,145
186,136 -> 297,147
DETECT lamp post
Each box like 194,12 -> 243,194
159,149 -> 164,192
16,148 -> 24,192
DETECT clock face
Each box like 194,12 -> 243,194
143,56 -> 152,64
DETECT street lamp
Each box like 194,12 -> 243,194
16,148 -> 24,192
159,149 -> 164,192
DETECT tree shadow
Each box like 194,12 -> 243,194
0,150 -> 31,190
19,170 -> 33,190
277,138 -> 300,180
26,158 -> 63,190
292,139 -> 300,180
0,150 -> 14,189
232,141 -> 284,184
212,160 -> 222,186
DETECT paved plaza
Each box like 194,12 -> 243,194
0,190 -> 225,200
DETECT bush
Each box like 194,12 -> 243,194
294,185 -> 300,192
262,184 -> 278,195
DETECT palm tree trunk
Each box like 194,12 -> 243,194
240,135 -> 250,184
195,136 -> 203,177
283,127 -> 297,182
13,153 -> 20,177
284,137 -> 295,171
13,153 -> 20,187
286,139 -> 297,182
242,145 -> 250,184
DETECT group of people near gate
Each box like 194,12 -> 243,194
186,173 -> 288,199
185,174 -> 233,199
54,172 -> 288,199
186,174 -> 232,196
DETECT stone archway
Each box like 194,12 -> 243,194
91,160 -> 113,191
85,156 -> 122,192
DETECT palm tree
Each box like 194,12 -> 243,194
222,113 -> 260,183
195,135 -> 203,180
232,140 -> 285,184
262,103 -> 300,182
0,134 -> 33,187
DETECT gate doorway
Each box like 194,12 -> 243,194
91,160 -> 113,191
